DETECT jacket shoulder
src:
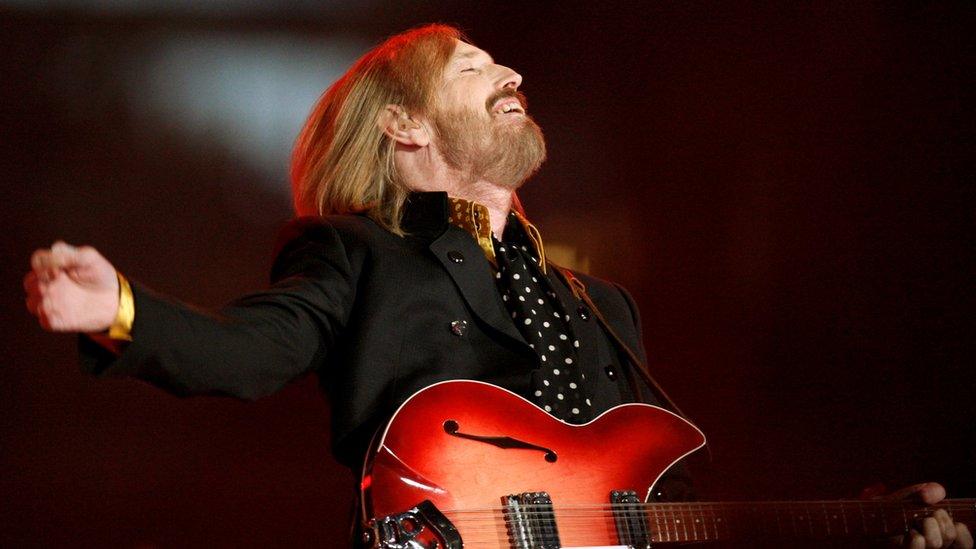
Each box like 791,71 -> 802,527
561,269 -> 634,310
270,215 -> 383,282
274,215 -> 379,248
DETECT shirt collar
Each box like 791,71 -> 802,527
448,196 -> 548,273
399,192 -> 547,272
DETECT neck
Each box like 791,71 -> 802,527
454,181 -> 513,239
398,149 -> 516,238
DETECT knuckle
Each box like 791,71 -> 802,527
46,308 -> 63,329
40,296 -> 57,316
922,518 -> 943,548
958,523 -> 974,548
31,249 -> 49,267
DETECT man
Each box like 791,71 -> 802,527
24,25 -> 971,548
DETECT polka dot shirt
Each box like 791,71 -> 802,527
492,213 -> 593,423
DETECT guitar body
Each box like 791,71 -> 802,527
361,380 -> 706,547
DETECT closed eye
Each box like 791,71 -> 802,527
461,67 -> 479,74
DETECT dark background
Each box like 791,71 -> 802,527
2,2 -> 973,546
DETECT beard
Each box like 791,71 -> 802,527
431,92 -> 546,189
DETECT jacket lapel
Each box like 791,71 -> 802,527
429,228 -> 529,347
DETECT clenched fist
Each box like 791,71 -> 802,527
24,241 -> 119,333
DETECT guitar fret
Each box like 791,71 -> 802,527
901,505 -> 909,536
668,504 -> 676,542
669,504 -> 676,542
788,501 -> 798,538
884,500 -> 891,535
680,505 -> 689,541
879,502 -> 888,535
774,504 -> 782,538
654,506 -> 662,543
823,501 -> 831,537
674,507 -> 680,542
858,500 -> 868,535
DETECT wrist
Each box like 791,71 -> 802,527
106,272 -> 134,341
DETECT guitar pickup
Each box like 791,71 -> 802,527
611,489 -> 651,549
503,491 -> 561,549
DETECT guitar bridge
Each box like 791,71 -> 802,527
366,500 -> 461,549
503,491 -> 561,549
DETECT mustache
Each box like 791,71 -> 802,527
485,89 -> 528,113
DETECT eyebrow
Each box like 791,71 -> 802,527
452,50 -> 494,64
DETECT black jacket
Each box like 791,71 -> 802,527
81,192 -> 660,469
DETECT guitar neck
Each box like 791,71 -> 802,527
642,499 -> 976,543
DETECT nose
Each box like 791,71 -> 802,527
496,64 -> 522,90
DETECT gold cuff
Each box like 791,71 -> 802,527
107,272 -> 134,341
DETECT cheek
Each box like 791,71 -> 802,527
442,82 -> 487,112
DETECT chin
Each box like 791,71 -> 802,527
483,119 -> 547,189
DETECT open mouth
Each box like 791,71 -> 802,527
490,98 -> 525,116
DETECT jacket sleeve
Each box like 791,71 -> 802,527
79,220 -> 359,400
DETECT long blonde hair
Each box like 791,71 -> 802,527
290,25 -> 463,234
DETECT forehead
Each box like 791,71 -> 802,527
449,40 -> 493,64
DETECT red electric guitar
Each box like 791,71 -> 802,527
360,380 -> 973,548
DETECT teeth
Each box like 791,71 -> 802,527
492,100 -> 523,115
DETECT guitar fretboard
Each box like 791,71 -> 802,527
639,499 -> 976,543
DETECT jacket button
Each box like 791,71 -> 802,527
448,251 -> 464,264
450,320 -> 468,337
577,305 -> 590,321
604,364 -> 617,380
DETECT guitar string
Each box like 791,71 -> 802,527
432,512 -> 957,544
438,500 -> 976,513
440,512 -> 968,524
443,500 -> 976,509
400,500 -> 976,543
438,503 -> 973,528
445,511 -> 976,524
440,521 -> 953,544
431,519 -> 920,544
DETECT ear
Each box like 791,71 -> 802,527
377,104 -> 430,147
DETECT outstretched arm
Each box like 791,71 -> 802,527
25,224 -> 357,400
